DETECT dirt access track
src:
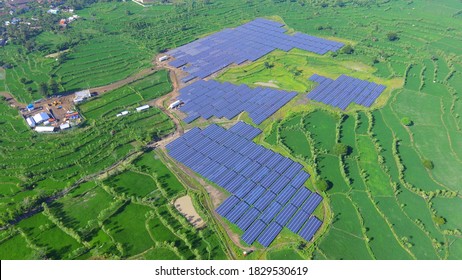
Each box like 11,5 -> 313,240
2,54 -> 252,254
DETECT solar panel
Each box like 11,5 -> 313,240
242,219 -> 266,245
275,186 -> 297,206
244,185 -> 266,205
275,204 -> 298,226
301,193 -> 323,215
290,187 -> 312,208
236,207 -> 261,231
226,200 -> 251,223
167,19 -> 343,125
167,123 -> 323,246
299,216 -> 322,241
257,221 -> 283,247
260,201 -> 283,224
253,191 -> 276,212
216,196 -> 240,216
286,209 -> 310,233
307,74 -> 386,110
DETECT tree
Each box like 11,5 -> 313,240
38,82 -> 49,97
0,96 -> 6,102
422,159 -> 434,170
20,77 -> 27,84
336,0 -> 346,7
341,44 -> 354,54
264,61 -> 273,69
333,143 -> 349,156
401,117 -> 413,126
57,53 -> 68,65
316,179 -> 330,192
433,216 -> 446,226
387,32 -> 399,41
49,79 -> 59,95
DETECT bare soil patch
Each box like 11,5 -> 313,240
254,81 -> 280,88
174,195 -> 205,228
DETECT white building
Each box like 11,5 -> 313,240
47,9 -> 59,15
26,117 -> 36,128
32,112 -> 49,124
73,89 -> 91,103
136,105 -> 150,112
116,111 -> 129,117
60,123 -> 71,130
169,100 -> 182,109
159,55 -> 169,62
35,126 -> 55,133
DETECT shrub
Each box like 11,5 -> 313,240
422,159 -> 434,170
432,216 -> 446,226
333,143 -> 349,156
387,32 -> 399,41
341,44 -> 354,54
401,117 -> 413,126
316,179 -> 331,192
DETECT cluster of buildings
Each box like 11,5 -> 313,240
25,110 -> 73,133
21,88 -> 92,133
58,14 -> 79,27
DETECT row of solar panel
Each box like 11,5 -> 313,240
177,80 -> 297,124
217,187 -> 322,246
167,122 -> 323,247
307,74 -> 386,110
167,18 -> 343,80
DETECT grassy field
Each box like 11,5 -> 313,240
1,0 -> 462,260
0,150 -> 228,260
263,99 -> 460,259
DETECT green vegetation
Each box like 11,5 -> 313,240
316,179 -> 330,192
401,117 -> 413,126
1,0 -> 462,260
0,150 -> 228,260
422,159 -> 434,170
0,99 -> 174,224
79,70 -> 172,120
387,32 -> 399,42
218,48 -> 399,96
333,143 -> 349,156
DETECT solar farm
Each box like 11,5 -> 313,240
177,80 -> 297,124
2,0 -> 462,263
307,74 -> 387,110
167,18 -> 344,83
166,122 -> 323,247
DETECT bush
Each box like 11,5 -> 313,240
333,143 -> 349,156
422,159 -> 434,170
316,179 -> 331,192
387,32 -> 399,41
401,117 -> 413,126
432,216 -> 446,226
341,44 -> 354,54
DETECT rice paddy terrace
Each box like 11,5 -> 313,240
1,0 -> 462,260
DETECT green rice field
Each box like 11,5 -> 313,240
1,0 -> 462,260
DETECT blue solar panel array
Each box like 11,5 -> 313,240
167,122 -> 323,247
178,80 -> 296,124
167,18 -> 344,82
307,74 -> 386,110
